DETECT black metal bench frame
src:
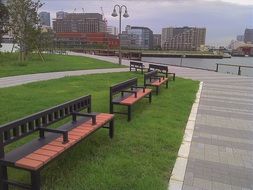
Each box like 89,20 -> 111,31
148,64 -> 176,81
129,61 -> 145,74
144,70 -> 169,95
0,95 -> 114,190
110,78 -> 152,121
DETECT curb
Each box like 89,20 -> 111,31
168,81 -> 203,190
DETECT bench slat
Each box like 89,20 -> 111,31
150,78 -> 169,86
120,89 -> 152,105
13,113 -> 113,170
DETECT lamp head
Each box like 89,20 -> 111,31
111,8 -> 118,17
123,9 -> 129,18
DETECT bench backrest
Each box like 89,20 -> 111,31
130,61 -> 143,67
0,95 -> 91,157
144,70 -> 158,85
110,78 -> 138,101
148,64 -> 168,77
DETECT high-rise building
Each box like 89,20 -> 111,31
53,13 -> 106,33
107,26 -> 118,35
121,25 -> 153,50
153,34 -> 161,49
161,27 -> 206,51
244,29 -> 253,44
56,11 -> 68,19
39,12 -> 50,26
236,35 -> 244,42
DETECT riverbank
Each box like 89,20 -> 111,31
142,56 -> 253,77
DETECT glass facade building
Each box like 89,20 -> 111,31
122,25 -> 153,50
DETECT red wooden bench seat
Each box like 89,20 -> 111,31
110,78 -> 152,121
15,113 -> 113,171
144,70 -> 169,95
150,78 -> 169,86
120,89 -> 152,105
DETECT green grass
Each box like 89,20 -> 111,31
0,72 -> 199,190
0,53 -> 124,78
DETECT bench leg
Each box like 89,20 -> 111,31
149,92 -> 152,103
31,171 -> 41,190
156,86 -> 159,95
166,81 -> 169,88
0,165 -> 8,190
127,106 -> 132,121
110,103 -> 114,114
109,120 -> 114,139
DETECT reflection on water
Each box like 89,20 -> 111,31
142,57 -> 253,77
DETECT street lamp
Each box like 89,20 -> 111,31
111,4 -> 129,65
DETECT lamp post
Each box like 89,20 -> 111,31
111,4 -> 129,65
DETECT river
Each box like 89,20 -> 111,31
142,56 -> 253,77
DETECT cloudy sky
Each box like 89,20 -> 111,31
40,0 -> 253,46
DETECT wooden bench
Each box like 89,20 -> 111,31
144,70 -> 169,95
110,78 -> 152,121
148,64 -> 176,81
130,61 -> 145,74
0,95 -> 114,190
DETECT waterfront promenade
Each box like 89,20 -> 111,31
0,53 -> 253,189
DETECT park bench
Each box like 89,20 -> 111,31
144,70 -> 169,95
0,95 -> 114,190
148,64 -> 176,81
129,61 -> 145,74
110,78 -> 152,121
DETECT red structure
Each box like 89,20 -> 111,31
55,32 -> 119,49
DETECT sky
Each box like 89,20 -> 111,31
40,0 -> 253,47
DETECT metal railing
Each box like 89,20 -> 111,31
216,63 -> 253,76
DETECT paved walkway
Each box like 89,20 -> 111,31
0,68 -> 128,88
1,52 -> 253,189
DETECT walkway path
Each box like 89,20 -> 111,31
1,52 -> 253,189
0,68 -> 128,88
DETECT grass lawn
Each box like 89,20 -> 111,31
0,72 -> 199,190
0,53 -> 124,78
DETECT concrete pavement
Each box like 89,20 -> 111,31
0,68 -> 128,88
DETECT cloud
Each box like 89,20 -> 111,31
40,0 -> 253,46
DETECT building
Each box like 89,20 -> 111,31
54,32 -> 119,49
120,31 -> 131,49
121,25 -> 153,50
153,34 -> 161,49
244,29 -> 253,44
236,35 -> 244,42
107,26 -> 118,35
39,12 -> 50,26
56,11 -> 68,19
53,13 -> 106,33
161,27 -> 206,51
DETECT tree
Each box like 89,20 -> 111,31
38,28 -> 55,51
0,3 -> 9,48
7,0 -> 42,61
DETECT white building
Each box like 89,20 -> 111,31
107,26 -> 118,35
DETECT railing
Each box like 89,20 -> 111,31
216,63 -> 253,76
